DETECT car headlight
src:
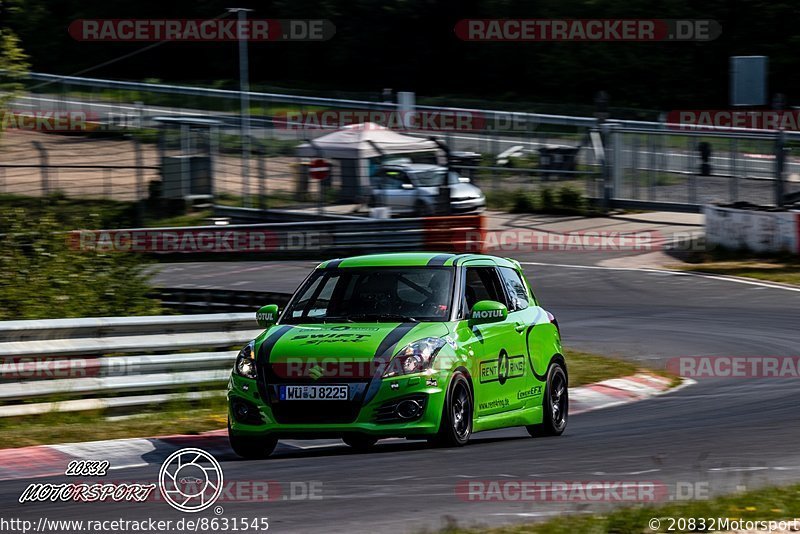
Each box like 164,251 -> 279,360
234,340 -> 257,379
383,337 -> 447,378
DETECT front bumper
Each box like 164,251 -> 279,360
227,371 -> 448,439
450,196 -> 486,214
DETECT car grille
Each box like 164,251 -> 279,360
271,400 -> 363,424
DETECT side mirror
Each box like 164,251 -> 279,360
256,304 -> 280,328
468,300 -> 508,326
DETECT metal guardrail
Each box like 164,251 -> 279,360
22,71 -> 800,137
152,287 -> 292,314
68,215 -> 486,257
0,312 -> 260,418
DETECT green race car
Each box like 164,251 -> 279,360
227,252 -> 567,458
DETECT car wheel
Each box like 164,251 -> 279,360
527,361 -> 568,437
342,434 -> 378,451
431,372 -> 473,447
228,422 -> 278,459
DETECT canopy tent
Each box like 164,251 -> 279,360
295,123 -> 439,159
294,123 -> 442,202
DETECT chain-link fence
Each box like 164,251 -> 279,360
0,130 -> 158,201
609,128 -> 796,208
3,71 -> 799,212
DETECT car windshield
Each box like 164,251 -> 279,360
282,267 -> 454,323
410,169 -> 447,187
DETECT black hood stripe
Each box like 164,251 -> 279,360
362,322 -> 418,404
427,254 -> 453,266
257,325 -> 294,363
325,259 -> 343,269
256,325 -> 294,400
374,322 -> 418,362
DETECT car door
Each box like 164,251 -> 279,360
379,170 -> 415,214
462,264 -> 528,417
497,266 -> 545,406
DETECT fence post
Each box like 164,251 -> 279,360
730,137 -> 738,202
134,137 -> 145,224
688,138 -> 697,206
599,123 -> 613,212
610,123 -> 621,210
257,149 -> 266,210
631,133 -> 639,200
32,141 -> 50,195
775,129 -> 785,206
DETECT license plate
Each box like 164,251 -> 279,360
279,385 -> 349,401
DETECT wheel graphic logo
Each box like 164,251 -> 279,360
159,448 -> 224,513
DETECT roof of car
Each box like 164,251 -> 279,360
318,253 -> 519,269
381,163 -> 445,172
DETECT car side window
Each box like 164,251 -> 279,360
498,267 -> 530,311
462,267 -> 507,316
383,171 -> 411,190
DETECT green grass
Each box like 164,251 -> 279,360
678,260 -> 800,286
0,193 -> 138,228
0,193 -> 220,228
0,394 -> 228,448
566,349 -> 657,387
435,484 -> 800,533
669,240 -> 800,286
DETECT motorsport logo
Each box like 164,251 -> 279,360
18,448 -> 224,513
159,448 -> 223,512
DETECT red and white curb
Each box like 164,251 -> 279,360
0,372 -> 690,482
570,372 -> 689,415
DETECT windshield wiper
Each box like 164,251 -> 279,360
349,313 -> 419,323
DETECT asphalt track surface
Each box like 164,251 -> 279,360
5,252 -> 800,533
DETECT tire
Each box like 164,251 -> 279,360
527,361 -> 568,437
228,423 -> 278,459
431,372 -> 473,447
342,434 -> 378,451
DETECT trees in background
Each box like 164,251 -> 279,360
2,0 -> 799,111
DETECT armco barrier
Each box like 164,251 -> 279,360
151,288 -> 292,314
67,215 -> 485,258
0,313 -> 259,417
